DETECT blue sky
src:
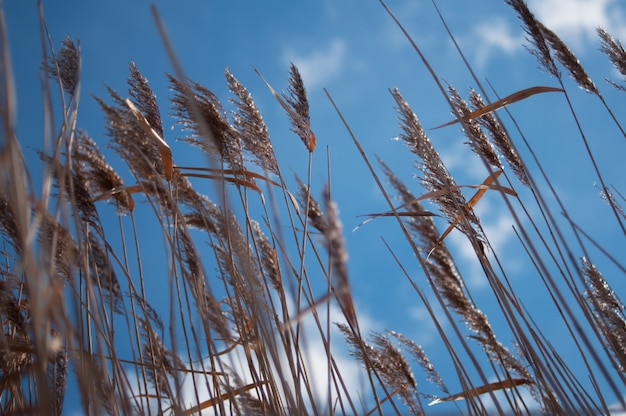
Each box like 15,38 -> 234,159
4,0 -> 626,414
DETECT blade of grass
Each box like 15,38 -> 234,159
125,98 -> 172,181
433,86 -> 563,129
428,378 -> 534,406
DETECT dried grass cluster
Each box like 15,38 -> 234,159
0,1 -> 625,415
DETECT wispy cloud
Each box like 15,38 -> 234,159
283,38 -> 347,90
466,0 -> 626,68
124,295 -> 380,414
529,0 -> 626,48
471,18 -> 523,68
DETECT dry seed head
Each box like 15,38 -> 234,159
139,318 -> 186,401
72,132 -> 134,214
379,160 -> 462,287
597,185 -> 626,220
125,98 -> 172,180
49,347 -> 68,415
448,85 -> 501,168
128,62 -> 164,138
0,194 -> 21,253
391,88 -> 481,237
466,310 -> 532,379
46,36 -> 80,96
537,22 -> 598,94
583,258 -> 625,317
39,217 -> 79,283
68,161 -> 101,229
177,228 -> 203,286
284,64 -> 315,151
582,258 -> 626,371
297,177 -> 327,233
372,332 -> 417,390
251,221 -> 282,294
169,172 -> 204,211
341,328 -> 421,414
169,75 -> 244,170
598,28 -> 626,90
468,90 -> 529,185
378,169 -> 529,382
506,0 -> 559,77
96,87 -> 166,184
388,330 -> 448,394
598,28 -> 626,77
132,292 -> 165,334
226,69 -> 279,175
323,189 -> 354,327
0,335 -> 34,399
371,332 -> 421,414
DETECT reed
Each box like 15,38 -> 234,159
0,1 -> 624,414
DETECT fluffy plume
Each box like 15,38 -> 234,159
39,215 -> 79,283
95,86 -> 166,182
537,22 -> 598,94
448,85 -> 501,168
297,177 -> 328,234
128,62 -> 164,139
72,130 -> 133,214
505,0 -> 558,77
598,28 -> 626,90
390,88 -> 482,240
47,347 -> 68,416
140,318 -> 187,411
597,185 -> 626,220
283,64 -> 315,152
169,74 -> 243,170
46,36 -> 80,96
379,158 -> 529,382
338,325 -> 422,415
582,258 -> 626,372
388,330 -> 448,394
226,69 -> 279,175
468,90 -> 529,185
251,220 -> 282,295
379,159 -> 462,287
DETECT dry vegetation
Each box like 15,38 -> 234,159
1,0 -> 625,414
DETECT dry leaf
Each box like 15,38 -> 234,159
435,170 -> 510,245
180,381 -> 269,416
429,378 -> 533,406
125,98 -> 173,180
434,86 -> 563,129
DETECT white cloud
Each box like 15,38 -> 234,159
467,0 -> 626,68
283,38 -> 347,90
471,18 -> 523,68
408,304 -> 446,345
529,0 -> 626,48
124,295 -> 381,414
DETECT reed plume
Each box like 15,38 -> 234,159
1,2 -> 625,415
